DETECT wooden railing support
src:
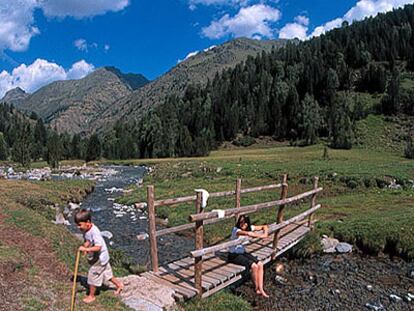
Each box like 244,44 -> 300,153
194,191 -> 204,297
147,185 -> 159,272
235,178 -> 241,223
273,174 -> 288,252
308,177 -> 319,229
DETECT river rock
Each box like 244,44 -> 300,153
389,294 -> 402,302
53,212 -> 70,225
101,231 -> 113,240
68,202 -> 80,210
365,303 -> 384,311
119,275 -> 176,311
321,236 -> 339,253
335,242 -> 353,253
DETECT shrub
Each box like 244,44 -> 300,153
232,136 -> 256,147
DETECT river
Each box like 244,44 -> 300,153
69,165 -> 194,265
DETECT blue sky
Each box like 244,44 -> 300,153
0,0 -> 413,97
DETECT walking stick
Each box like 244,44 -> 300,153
70,249 -> 81,311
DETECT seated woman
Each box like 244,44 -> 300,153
228,215 -> 269,298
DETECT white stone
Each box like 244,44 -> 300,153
119,275 -> 176,311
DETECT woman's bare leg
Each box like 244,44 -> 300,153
258,262 -> 269,298
250,263 -> 260,294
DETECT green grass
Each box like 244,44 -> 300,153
101,114 -> 414,265
182,291 -> 251,311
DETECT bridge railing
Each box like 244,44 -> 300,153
136,175 -> 321,297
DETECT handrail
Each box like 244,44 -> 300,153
134,183 -> 283,209
190,204 -> 321,258
189,187 -> 323,222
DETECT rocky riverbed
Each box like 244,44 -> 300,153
234,253 -> 414,311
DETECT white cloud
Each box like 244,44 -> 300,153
40,0 -> 130,18
0,0 -> 129,52
202,4 -> 281,39
0,58 -> 94,98
0,0 -> 40,52
279,22 -> 308,40
295,15 -> 309,26
188,0 -> 248,10
279,15 -> 309,40
177,45 -> 217,63
67,60 -> 95,80
310,0 -> 414,37
74,38 -> 88,51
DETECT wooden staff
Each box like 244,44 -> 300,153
70,249 -> 81,311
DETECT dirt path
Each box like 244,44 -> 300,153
235,253 -> 414,311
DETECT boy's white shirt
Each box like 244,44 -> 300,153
84,224 -> 110,265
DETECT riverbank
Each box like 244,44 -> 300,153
0,178 -> 132,310
110,142 -> 414,310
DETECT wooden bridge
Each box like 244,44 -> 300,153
136,175 -> 322,300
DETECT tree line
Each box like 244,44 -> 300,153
102,4 -> 414,158
0,104 -> 103,167
3,4 -> 414,165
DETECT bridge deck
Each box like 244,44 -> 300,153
141,222 -> 311,300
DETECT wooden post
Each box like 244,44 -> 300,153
194,191 -> 204,297
234,178 -> 241,223
308,177 -> 319,229
147,185 -> 159,272
272,174 -> 288,252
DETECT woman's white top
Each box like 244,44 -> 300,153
228,225 -> 256,254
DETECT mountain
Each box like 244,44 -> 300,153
92,37 -> 288,133
13,67 -> 149,135
1,87 -> 29,106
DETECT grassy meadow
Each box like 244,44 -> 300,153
1,114 -> 414,310
113,115 -> 414,261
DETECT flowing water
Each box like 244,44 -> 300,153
69,165 -> 194,265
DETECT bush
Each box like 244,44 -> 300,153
232,136 -> 256,147
346,179 -> 359,189
183,291 -> 251,311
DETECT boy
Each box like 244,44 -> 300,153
74,209 -> 123,304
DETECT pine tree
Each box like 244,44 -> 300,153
85,134 -> 101,162
11,124 -> 32,167
0,132 -> 8,160
298,94 -> 321,146
46,132 -> 62,168
331,92 -> 354,149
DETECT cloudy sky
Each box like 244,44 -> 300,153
0,0 -> 413,97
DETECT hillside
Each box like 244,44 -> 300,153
92,37 -> 287,133
1,87 -> 29,107
11,68 -> 149,135
113,4 -> 414,159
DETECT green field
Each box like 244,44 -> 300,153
1,114 -> 414,310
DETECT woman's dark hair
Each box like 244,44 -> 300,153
236,215 -> 252,231
74,209 -> 91,224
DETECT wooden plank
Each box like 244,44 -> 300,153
308,177 -> 319,228
190,220 -> 308,259
164,263 -> 214,290
202,274 -> 243,299
147,186 -> 159,272
142,272 -> 195,299
150,184 -> 282,207
189,188 -> 323,222
176,258 -> 227,285
203,257 -> 245,276
179,257 -> 231,281
194,191 -> 204,296
273,174 -> 288,250
173,259 -> 223,286
157,267 -> 202,295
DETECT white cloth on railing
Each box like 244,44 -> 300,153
194,189 -> 209,208
212,209 -> 225,218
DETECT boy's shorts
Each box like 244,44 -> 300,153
87,261 -> 113,287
